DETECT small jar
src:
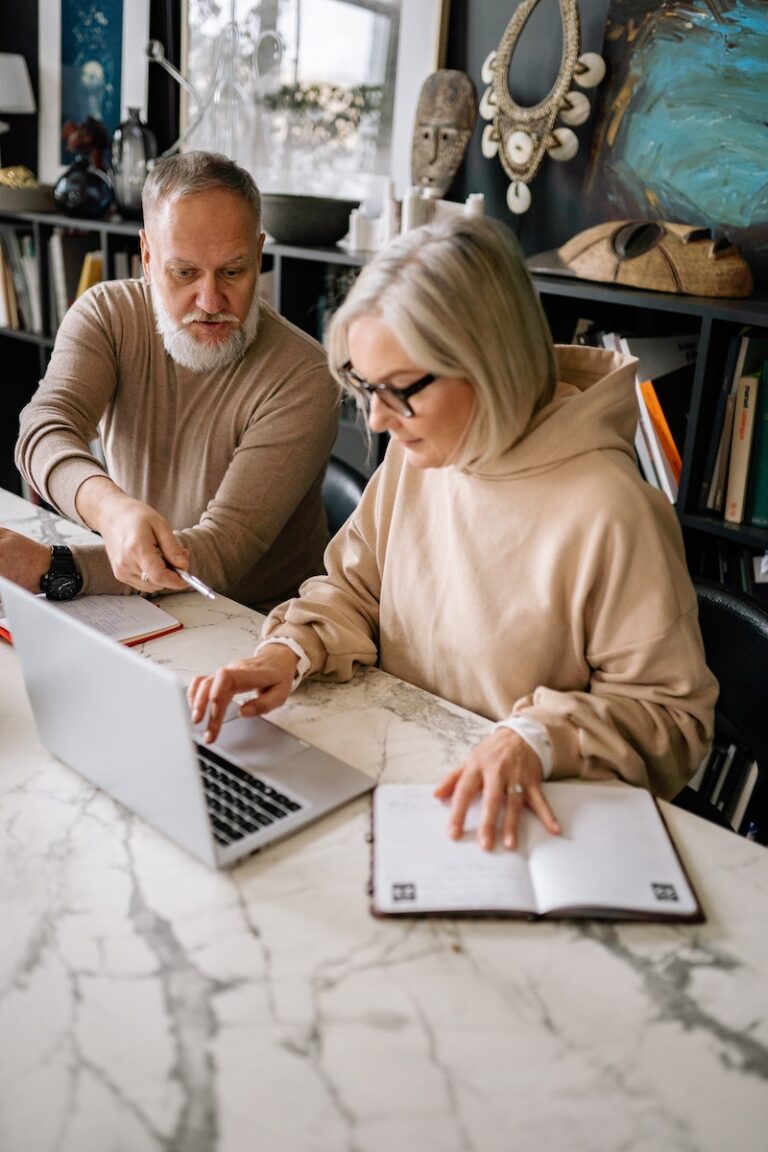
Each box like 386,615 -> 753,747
111,108 -> 157,219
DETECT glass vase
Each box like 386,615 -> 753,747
111,108 -> 158,219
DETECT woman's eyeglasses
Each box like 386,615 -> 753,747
337,361 -> 436,418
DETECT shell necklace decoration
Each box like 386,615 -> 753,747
480,0 -> 605,214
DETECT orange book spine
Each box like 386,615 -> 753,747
638,379 -> 682,482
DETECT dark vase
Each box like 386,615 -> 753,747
53,155 -> 115,219
111,108 -> 158,219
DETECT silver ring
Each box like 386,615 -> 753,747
141,571 -> 151,583
506,784 -> 525,795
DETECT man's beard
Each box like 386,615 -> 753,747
151,284 -> 260,372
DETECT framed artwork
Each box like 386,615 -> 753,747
581,0 -> 768,288
180,0 -> 450,201
38,0 -> 150,183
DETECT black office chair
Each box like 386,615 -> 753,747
672,580 -> 768,836
322,456 -> 368,537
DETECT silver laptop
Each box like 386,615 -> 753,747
1,578 -> 374,869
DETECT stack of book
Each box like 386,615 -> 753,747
688,736 -> 760,836
0,224 -> 43,334
697,331 -> 768,527
593,328 -> 696,503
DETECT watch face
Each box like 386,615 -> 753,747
46,574 -> 82,601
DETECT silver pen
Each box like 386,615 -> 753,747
173,567 -> 216,600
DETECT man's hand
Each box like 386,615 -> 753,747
76,477 -> 191,593
0,528 -> 54,593
434,727 -> 560,852
187,644 -> 300,744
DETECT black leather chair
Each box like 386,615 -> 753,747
672,579 -> 768,835
322,456 -> 368,537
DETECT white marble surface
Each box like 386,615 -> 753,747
1,488 -> 767,1152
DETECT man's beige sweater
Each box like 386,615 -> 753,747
16,280 -> 339,610
265,345 -> 718,798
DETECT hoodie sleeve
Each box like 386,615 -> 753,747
261,462 -> 386,677
511,489 -> 718,800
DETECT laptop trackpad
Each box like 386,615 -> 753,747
210,712 -> 309,773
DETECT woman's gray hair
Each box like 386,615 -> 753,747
326,214 -> 556,468
142,150 -> 261,228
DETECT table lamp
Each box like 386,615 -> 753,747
0,53 -> 36,169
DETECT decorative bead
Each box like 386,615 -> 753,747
481,51 -> 497,86
479,87 -> 497,121
559,90 -> 590,127
573,52 -> 606,89
506,181 -> 532,215
546,127 -> 578,161
506,130 -> 534,165
481,123 -> 499,159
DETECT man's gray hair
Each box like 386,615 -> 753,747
326,215 -> 557,469
142,151 -> 261,228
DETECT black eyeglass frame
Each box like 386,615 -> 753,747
337,361 -> 437,418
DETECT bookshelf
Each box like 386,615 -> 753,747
529,272 -> 768,594
2,209 -> 767,573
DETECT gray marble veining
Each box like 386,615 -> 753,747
2,487 -> 767,1152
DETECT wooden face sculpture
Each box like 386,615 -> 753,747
411,70 -> 478,198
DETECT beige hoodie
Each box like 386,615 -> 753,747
265,344 -> 717,798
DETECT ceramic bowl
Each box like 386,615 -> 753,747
261,193 -> 359,247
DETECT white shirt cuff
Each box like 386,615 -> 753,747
256,636 -> 311,690
493,715 -> 553,780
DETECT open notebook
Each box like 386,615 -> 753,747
371,781 -> 703,923
0,592 -> 183,646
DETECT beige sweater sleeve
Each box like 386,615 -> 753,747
16,285 -> 338,605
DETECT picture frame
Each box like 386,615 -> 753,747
180,0 -> 450,200
38,0 -> 151,184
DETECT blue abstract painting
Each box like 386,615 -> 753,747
582,0 -> 768,287
59,0 -> 124,162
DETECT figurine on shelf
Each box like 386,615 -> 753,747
53,116 -> 114,219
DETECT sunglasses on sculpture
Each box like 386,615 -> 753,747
338,360 -> 437,418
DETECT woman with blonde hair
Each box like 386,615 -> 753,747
189,215 -> 716,851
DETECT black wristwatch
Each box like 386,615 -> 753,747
40,545 -> 83,601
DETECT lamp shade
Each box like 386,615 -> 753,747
0,54 -> 36,114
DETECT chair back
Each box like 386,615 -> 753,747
322,456 -> 367,537
676,580 -> 768,837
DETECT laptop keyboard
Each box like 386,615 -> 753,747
196,743 -> 306,846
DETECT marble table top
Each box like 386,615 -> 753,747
1,488 -> 767,1152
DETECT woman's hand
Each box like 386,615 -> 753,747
434,727 -> 560,851
187,644 -> 299,743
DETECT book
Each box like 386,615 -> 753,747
724,370 -> 761,523
639,379 -> 683,482
48,228 -> 96,326
371,782 -> 703,922
744,361 -> 768,528
698,332 -> 746,509
708,392 -> 738,512
75,250 -> 104,298
729,760 -> 759,834
635,380 -> 678,501
19,233 -> 43,334
0,593 -> 183,647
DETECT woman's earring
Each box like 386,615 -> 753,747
479,0 -> 605,215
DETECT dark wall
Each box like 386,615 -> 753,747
445,0 -> 611,255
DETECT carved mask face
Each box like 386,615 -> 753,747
411,70 -> 478,198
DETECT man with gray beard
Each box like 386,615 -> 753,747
5,152 -> 339,610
